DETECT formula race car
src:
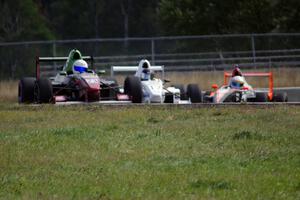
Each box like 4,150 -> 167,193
203,67 -> 288,103
18,49 -> 122,104
18,49 -> 202,104
111,59 -> 202,103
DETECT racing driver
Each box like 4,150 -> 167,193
135,59 -> 153,81
229,65 -> 252,90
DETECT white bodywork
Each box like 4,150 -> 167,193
212,75 -> 257,103
213,86 -> 256,103
111,60 -> 186,104
141,79 -> 180,103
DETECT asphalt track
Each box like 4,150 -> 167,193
54,87 -> 300,106
274,87 -> 300,102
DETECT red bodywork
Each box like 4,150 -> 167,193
36,56 -> 130,103
53,77 -> 100,103
81,77 -> 101,101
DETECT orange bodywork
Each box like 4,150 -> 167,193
224,72 -> 274,101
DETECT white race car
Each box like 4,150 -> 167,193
203,71 -> 288,103
111,59 -> 202,103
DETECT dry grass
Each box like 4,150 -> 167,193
0,80 -> 18,103
1,68 -> 299,102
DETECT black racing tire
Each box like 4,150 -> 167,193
124,76 -> 142,103
34,78 -> 53,103
187,84 -> 202,103
164,93 -> 174,103
273,92 -> 288,102
172,84 -> 188,100
18,77 -> 36,103
254,92 -> 268,102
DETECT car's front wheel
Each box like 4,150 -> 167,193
18,77 -> 36,103
187,84 -> 202,103
34,78 -> 53,103
254,92 -> 268,102
124,76 -> 142,103
273,92 -> 288,102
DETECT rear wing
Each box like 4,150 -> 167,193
111,65 -> 165,79
36,56 -> 93,79
224,72 -> 274,101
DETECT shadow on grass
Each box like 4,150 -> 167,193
190,179 -> 233,190
51,127 -> 83,136
232,130 -> 265,140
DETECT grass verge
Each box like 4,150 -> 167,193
0,104 -> 299,199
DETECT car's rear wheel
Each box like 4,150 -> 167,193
254,92 -> 268,102
187,84 -> 202,103
18,77 -> 36,103
34,78 -> 53,103
273,92 -> 288,102
124,76 -> 142,103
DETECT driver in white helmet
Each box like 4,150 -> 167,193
230,76 -> 246,89
72,59 -> 88,74
135,59 -> 152,81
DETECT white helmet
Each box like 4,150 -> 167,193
72,59 -> 88,74
230,76 -> 245,89
138,59 -> 151,80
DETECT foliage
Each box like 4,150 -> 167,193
274,0 -> 300,32
0,105 -> 299,199
46,0 -> 102,39
44,0 -> 160,39
158,0 -> 275,35
0,0 -> 53,42
1,0 -> 300,41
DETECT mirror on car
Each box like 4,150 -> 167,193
212,84 -> 218,89
164,79 -> 171,83
87,69 -> 94,73
150,73 -> 155,80
97,70 -> 106,75
59,71 -> 67,76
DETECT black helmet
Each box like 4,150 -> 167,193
232,65 -> 242,77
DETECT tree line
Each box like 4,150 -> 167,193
1,0 -> 300,42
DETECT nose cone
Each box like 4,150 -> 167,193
143,81 -> 163,103
85,79 -> 100,101
150,94 -> 163,103
86,78 -> 100,91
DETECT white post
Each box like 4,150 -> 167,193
251,35 -> 256,67
151,39 -> 155,65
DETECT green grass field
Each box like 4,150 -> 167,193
0,104 -> 299,199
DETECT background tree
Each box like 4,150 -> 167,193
274,0 -> 300,32
42,0 -> 159,39
158,0 -> 275,36
1,0 -> 300,42
0,0 -> 53,42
